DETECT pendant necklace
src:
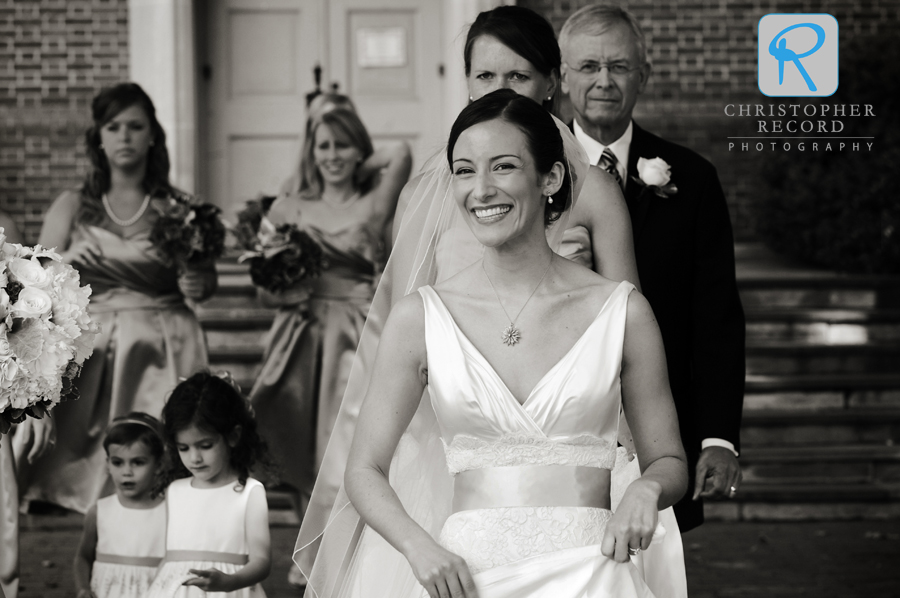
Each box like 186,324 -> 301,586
102,193 -> 151,227
482,255 -> 553,347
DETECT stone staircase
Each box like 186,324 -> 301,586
196,245 -> 900,521
707,244 -> 900,521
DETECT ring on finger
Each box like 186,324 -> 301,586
627,547 -> 641,556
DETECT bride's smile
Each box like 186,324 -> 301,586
450,118 -> 560,247
473,204 -> 511,221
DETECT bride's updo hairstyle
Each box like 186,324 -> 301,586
447,88 -> 571,224
463,5 -> 561,115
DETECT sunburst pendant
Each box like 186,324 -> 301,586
501,324 -> 521,347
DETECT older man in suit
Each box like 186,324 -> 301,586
560,4 -> 746,533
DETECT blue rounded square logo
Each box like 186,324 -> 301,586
758,14 -> 839,97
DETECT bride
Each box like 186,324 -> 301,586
337,90 -> 687,596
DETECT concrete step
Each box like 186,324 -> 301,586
196,307 -> 275,328
740,445 -> 900,485
745,344 -> 900,375
741,408 -> 900,448
205,328 -> 268,350
704,484 -> 900,521
208,346 -> 265,391
745,373 -> 900,393
745,308 -> 900,344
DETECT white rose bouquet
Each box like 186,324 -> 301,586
0,227 -> 100,435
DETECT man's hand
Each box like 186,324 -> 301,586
692,446 -> 741,500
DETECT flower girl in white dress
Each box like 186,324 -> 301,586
145,372 -> 273,598
74,413 -> 167,598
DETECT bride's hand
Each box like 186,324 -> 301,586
404,540 -> 479,598
602,478 -> 661,563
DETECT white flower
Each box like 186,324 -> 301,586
0,290 -> 9,321
637,157 -> 672,187
13,287 -> 53,319
8,257 -> 51,288
30,245 -> 62,261
0,359 -> 19,391
0,327 -> 11,359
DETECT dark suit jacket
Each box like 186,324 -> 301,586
571,120 -> 746,531
626,122 -> 746,531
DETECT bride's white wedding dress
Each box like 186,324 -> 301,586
418,281 -> 651,596
295,115 -> 687,597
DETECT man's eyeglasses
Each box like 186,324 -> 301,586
564,62 -> 642,77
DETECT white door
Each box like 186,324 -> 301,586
327,0 -> 445,169
204,0 -> 326,214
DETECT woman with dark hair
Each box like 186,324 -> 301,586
311,89 -> 687,597
20,82 -> 214,515
393,4 -> 637,281
249,107 -> 411,521
296,5 -> 641,582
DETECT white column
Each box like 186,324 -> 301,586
128,0 -> 198,194
442,0 -> 514,134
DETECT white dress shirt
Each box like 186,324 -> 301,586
573,119 -> 632,189
571,118 -> 738,458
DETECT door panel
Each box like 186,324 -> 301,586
204,0 -> 444,214
206,0 -> 325,214
329,0 -> 444,168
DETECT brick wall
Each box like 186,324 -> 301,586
0,0 -> 128,243
522,0 -> 900,240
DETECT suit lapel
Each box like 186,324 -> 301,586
627,122 -> 653,244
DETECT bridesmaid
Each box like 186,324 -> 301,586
250,108 -> 411,511
20,83 -> 215,515
278,92 -> 358,199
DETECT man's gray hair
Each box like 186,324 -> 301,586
558,4 -> 648,65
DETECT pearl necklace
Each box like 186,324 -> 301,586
482,256 -> 553,347
102,193 -> 151,227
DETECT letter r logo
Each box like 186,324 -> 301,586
758,14 -> 838,97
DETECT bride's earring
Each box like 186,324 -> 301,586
547,194 -> 553,204
468,96 -> 474,102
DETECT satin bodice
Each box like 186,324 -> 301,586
419,281 -> 634,476
296,212 -> 385,300
65,225 -> 179,297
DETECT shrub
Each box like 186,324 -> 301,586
755,32 -> 900,274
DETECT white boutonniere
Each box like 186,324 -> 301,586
632,157 -> 678,198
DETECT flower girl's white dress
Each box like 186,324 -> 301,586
91,495 -> 166,598
145,478 -> 266,598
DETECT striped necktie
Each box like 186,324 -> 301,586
598,148 -> 623,190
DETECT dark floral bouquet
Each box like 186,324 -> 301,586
149,191 -> 227,269
234,195 -> 278,252
239,216 -> 324,294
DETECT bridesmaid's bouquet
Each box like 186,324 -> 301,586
234,195 -> 278,252
149,191 -> 227,270
239,217 -> 324,294
0,228 -> 100,434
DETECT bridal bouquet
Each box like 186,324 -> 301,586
240,216 -> 324,294
150,191 -> 227,269
0,229 -> 100,434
